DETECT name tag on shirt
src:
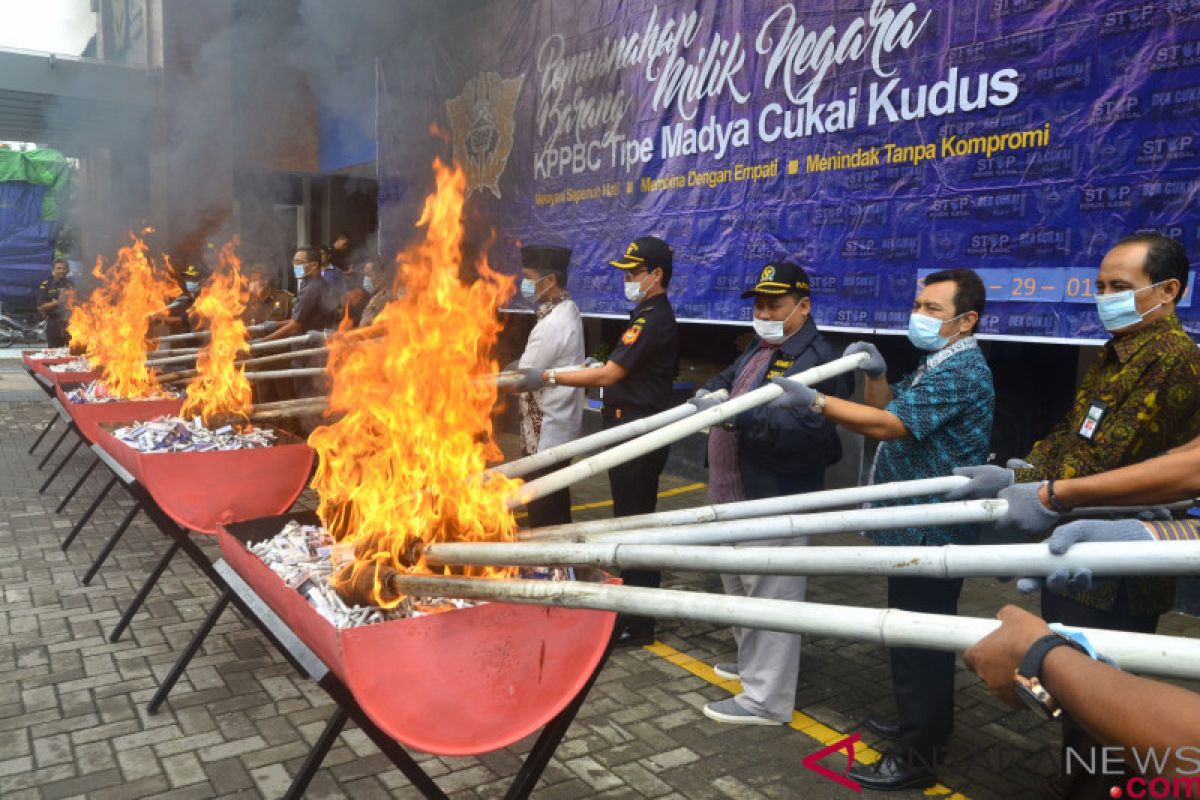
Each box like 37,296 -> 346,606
1078,399 -> 1108,440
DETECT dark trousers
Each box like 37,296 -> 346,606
887,575 -> 964,765
603,411 -> 670,634
523,465 -> 572,529
1041,586 -> 1159,797
47,319 -> 69,348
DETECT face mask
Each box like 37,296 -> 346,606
752,300 -> 803,345
248,281 -> 264,295
293,264 -> 306,280
362,276 -> 375,295
185,281 -> 199,293
907,312 -> 965,351
624,271 -> 656,304
1095,281 -> 1168,332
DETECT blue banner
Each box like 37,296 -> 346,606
377,0 -> 1200,341
0,181 -> 54,310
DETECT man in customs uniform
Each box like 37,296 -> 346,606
37,258 -> 75,347
242,263 -> 293,328
259,246 -> 337,404
516,235 -> 679,644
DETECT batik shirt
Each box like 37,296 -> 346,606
1014,314 -> 1200,615
868,337 -> 995,546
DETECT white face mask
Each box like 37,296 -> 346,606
752,299 -> 802,344
624,271 -> 656,304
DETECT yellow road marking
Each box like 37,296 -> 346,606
515,481 -> 707,519
644,641 -> 970,799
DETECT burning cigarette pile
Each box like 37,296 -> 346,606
27,348 -> 71,360
251,521 -> 572,629
109,415 -> 275,453
64,380 -> 181,404
48,358 -> 94,373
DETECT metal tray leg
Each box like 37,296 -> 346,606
36,425 -> 71,470
28,415 -> 57,455
281,706 -> 350,800
56,455 -> 100,513
110,539 -> 182,643
147,587 -> 232,713
81,502 -> 140,586
39,438 -> 82,494
62,476 -> 116,551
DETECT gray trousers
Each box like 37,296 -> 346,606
719,537 -> 808,722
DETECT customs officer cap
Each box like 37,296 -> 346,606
609,236 -> 673,272
741,261 -> 811,299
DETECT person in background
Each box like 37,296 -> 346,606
156,263 -> 203,334
691,261 -> 850,727
771,268 -> 994,790
242,263 -> 293,328
319,243 -> 348,322
512,245 -> 585,528
357,260 -> 394,327
945,233 -> 1200,799
515,235 -> 679,645
37,258 -> 75,347
259,246 -> 337,402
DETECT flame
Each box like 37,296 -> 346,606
181,240 -> 253,427
67,233 -> 179,398
310,159 -> 521,608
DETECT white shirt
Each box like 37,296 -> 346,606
518,297 -> 585,452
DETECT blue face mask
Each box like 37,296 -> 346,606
1095,281 -> 1167,332
907,312 -> 964,351
293,264 -> 306,281
185,281 -> 199,294
362,275 -> 376,295
521,275 -> 548,302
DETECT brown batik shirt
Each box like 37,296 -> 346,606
1016,314 -> 1200,615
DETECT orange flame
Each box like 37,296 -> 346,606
310,159 -> 521,608
181,240 -> 253,426
67,233 -> 179,398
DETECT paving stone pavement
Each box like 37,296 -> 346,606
2,370 -> 1199,799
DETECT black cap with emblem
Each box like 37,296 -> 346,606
741,261 -> 811,299
609,236 -> 673,272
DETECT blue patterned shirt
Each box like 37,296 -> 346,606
867,338 -> 995,546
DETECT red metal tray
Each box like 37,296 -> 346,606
57,384 -> 184,446
24,353 -> 100,384
219,512 -> 617,756
90,425 -> 314,535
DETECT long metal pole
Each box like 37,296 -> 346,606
146,332 -> 322,367
527,499 -> 1007,546
509,352 -> 869,507
157,345 -> 330,384
153,321 -> 276,346
521,475 -> 969,541
245,367 -> 324,382
380,574 -> 1200,680
422,539 -> 1200,578
490,392 -> 729,480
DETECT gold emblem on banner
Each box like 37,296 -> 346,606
446,71 -> 525,200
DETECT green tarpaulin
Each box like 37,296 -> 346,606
0,147 -> 70,220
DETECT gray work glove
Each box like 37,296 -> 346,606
687,389 -> 723,412
305,330 -> 328,347
767,377 -> 817,410
1136,507 -> 1174,521
995,482 -> 1060,537
844,341 -> 887,378
254,320 -> 279,334
502,360 -> 519,373
1005,458 -> 1034,469
513,367 -> 545,393
1018,519 -> 1153,594
943,465 -> 1015,500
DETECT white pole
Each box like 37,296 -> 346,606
509,352 -> 869,507
520,475 -> 969,541
381,575 -> 1200,681
490,391 -> 729,480
557,499 -> 1006,546
422,539 -> 1200,578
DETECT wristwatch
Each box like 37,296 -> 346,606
547,369 -> 558,386
810,392 -> 827,414
1012,634 -> 1088,718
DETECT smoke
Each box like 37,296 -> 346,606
36,0 -> 469,293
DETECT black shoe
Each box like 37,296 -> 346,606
847,752 -> 936,792
614,627 -> 655,648
864,717 -> 903,741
